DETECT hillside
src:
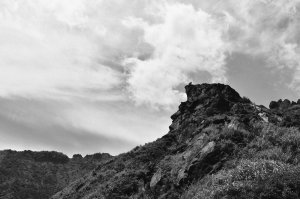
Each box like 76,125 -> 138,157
1,83 -> 300,199
0,150 -> 111,199
50,83 -> 300,199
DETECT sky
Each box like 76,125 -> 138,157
0,0 -> 300,156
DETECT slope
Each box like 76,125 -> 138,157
0,150 -> 111,199
52,83 -> 300,199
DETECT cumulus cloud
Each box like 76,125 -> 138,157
1,0 -> 300,106
122,0 -> 300,108
123,3 -> 229,109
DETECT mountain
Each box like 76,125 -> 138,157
1,83 -> 300,199
50,83 -> 300,199
0,150 -> 111,199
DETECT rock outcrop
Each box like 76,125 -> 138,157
49,83 -> 300,199
2,83 -> 300,199
268,98 -> 300,128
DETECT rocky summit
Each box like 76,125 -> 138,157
2,83 -> 300,199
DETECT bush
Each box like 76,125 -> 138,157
269,101 -> 279,109
32,151 -> 69,164
241,123 -> 300,164
182,159 -> 300,199
242,97 -> 251,103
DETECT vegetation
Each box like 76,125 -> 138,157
1,83 -> 299,199
182,124 -> 300,199
0,150 -> 111,199
51,83 -> 300,199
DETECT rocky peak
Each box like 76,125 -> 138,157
3,83 -> 300,199
172,83 -> 248,121
185,83 -> 242,104
269,98 -> 300,110
50,83 -> 300,199
268,98 -> 300,128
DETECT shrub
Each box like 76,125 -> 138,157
242,97 -> 251,103
182,159 -> 300,199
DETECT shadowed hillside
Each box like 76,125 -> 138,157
0,150 -> 111,199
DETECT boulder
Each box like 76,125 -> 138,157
150,168 -> 162,188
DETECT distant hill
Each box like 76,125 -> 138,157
0,150 -> 111,199
2,83 -> 300,199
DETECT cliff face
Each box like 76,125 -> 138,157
51,83 -> 300,199
0,150 -> 111,199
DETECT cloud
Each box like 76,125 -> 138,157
212,0 -> 300,91
121,0 -> 300,108
1,0 -> 300,108
1,0 -> 300,155
123,3 -> 228,109
0,0 -> 123,99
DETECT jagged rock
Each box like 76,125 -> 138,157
269,101 -> 279,109
201,141 -> 216,154
150,168 -> 162,188
270,99 -> 297,110
258,112 -> 269,122
184,83 -> 244,113
227,119 -> 240,130
49,84 -> 300,198
185,83 -> 242,104
176,141 -> 216,186
48,84 -> 300,198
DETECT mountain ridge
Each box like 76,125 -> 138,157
1,83 -> 300,199
0,150 -> 112,199
51,83 -> 300,199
